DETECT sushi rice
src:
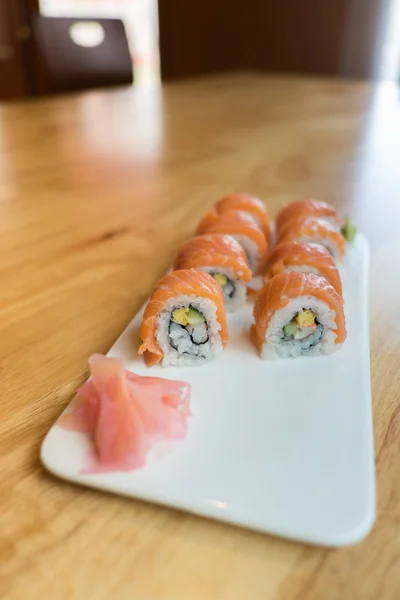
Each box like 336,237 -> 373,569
157,295 -> 223,367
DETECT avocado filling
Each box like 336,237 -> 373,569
169,306 -> 209,352
341,217 -> 357,242
210,272 -> 235,300
171,306 -> 206,326
283,309 -> 321,341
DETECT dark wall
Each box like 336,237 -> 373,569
247,1 -> 349,75
0,0 -> 39,100
159,0 -> 246,78
159,0 -> 382,80
0,0 -> 28,99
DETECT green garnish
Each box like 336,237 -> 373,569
341,217 -> 357,242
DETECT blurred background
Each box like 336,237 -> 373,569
39,0 -> 159,85
0,0 -> 400,100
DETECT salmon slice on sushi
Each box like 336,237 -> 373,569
196,210 -> 268,275
278,216 -> 346,263
174,234 -> 252,310
263,241 -> 343,297
276,199 -> 343,235
211,193 -> 271,242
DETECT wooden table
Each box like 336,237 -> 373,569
1,74 -> 400,600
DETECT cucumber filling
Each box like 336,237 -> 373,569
169,306 -> 209,354
283,309 -> 323,348
210,272 -> 235,299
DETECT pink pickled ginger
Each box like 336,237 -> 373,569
59,354 -> 191,473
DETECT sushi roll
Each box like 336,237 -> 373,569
196,210 -> 268,275
251,271 -> 346,359
174,234 -> 252,310
263,241 -> 343,297
276,199 -> 343,235
139,269 -> 229,367
208,194 -> 271,242
278,216 -> 346,262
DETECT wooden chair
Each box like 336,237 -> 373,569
31,15 -> 133,95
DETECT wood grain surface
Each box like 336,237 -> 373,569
1,74 -> 400,600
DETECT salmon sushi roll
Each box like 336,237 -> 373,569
276,199 -> 343,235
251,271 -> 346,359
174,234 -> 252,310
213,193 -> 271,242
196,207 -> 226,235
139,269 -> 229,367
196,210 -> 268,275
278,216 -> 346,262
263,241 -> 343,297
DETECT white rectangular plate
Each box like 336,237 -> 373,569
41,234 -> 375,547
